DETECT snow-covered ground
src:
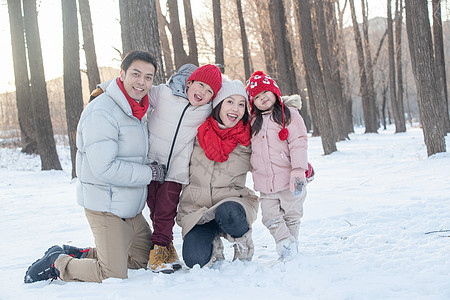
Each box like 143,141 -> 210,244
1,125 -> 449,299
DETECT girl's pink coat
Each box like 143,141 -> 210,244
250,106 -> 308,194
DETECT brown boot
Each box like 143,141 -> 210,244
148,245 -> 174,274
167,243 -> 183,270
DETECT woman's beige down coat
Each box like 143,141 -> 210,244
176,138 -> 259,238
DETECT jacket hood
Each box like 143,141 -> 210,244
281,94 -> 302,110
167,63 -> 198,99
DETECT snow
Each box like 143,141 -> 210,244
1,125 -> 449,299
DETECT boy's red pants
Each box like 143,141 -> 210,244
146,180 -> 182,247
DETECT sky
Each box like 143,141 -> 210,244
0,0 -> 399,94
0,124 -> 449,299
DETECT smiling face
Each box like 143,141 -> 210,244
119,59 -> 155,101
253,90 -> 277,112
219,94 -> 247,128
186,81 -> 214,106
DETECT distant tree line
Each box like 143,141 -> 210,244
5,0 -> 448,176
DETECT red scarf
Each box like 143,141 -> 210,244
116,77 -> 149,121
197,116 -> 251,163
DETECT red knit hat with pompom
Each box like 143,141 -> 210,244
187,64 -> 222,100
246,70 -> 289,141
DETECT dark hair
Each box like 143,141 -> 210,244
212,100 -> 250,126
121,50 -> 158,73
251,96 -> 290,136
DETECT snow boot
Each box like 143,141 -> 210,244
24,245 -> 64,283
205,236 -> 225,268
167,243 -> 183,270
276,238 -> 298,262
62,245 -> 89,259
148,244 -> 174,274
231,230 -> 254,262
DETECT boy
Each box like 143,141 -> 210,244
146,64 -> 222,273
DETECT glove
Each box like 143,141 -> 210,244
148,161 -> 167,184
292,177 -> 305,197
305,163 -> 315,183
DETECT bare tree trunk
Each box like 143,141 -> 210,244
255,0 -> 276,76
119,0 -> 131,56
336,0 -> 354,134
387,0 -> 402,133
432,0 -> 450,133
394,0 -> 406,132
79,0 -> 101,93
127,0 -> 165,85
167,0 -> 189,70
304,70 -> 320,136
63,0 -> 84,178
325,1 -> 348,139
405,0 -> 446,156
404,78 -> 413,127
213,0 -> 225,73
156,0 -> 174,79
236,0 -> 252,80
382,80 -> 388,130
296,0 -> 337,155
349,0 -> 377,133
373,28 -> 388,68
7,0 -> 36,154
22,0 -> 62,170
360,0 -> 378,132
315,0 -> 346,141
268,0 -> 297,95
298,87 -> 312,132
183,0 -> 199,66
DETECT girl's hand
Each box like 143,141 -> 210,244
291,177 -> 305,197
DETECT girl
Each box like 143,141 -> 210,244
247,71 -> 309,262
176,80 -> 259,268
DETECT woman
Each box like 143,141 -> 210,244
176,80 -> 259,268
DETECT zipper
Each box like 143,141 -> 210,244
166,103 -> 191,170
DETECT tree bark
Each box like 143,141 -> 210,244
255,0 -> 276,76
7,0 -> 37,154
183,0 -> 199,66
315,0 -> 346,141
236,0 -> 252,80
360,0 -> 379,132
387,0 -> 402,133
432,0 -> 450,133
22,0 -> 62,170
63,0 -> 84,178
382,80 -> 388,130
405,0 -> 446,156
394,0 -> 406,132
268,0 -> 297,95
167,0 -> 189,70
127,0 -> 165,85
336,0 -> 354,134
349,0 -> 377,133
296,0 -> 337,155
119,0 -> 131,56
213,0 -> 225,73
156,0 -> 174,79
79,0 -> 101,93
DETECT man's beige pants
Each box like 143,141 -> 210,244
54,209 -> 152,283
259,188 -> 307,243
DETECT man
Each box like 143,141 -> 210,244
24,50 -> 166,283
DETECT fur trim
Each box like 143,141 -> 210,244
281,94 -> 302,110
